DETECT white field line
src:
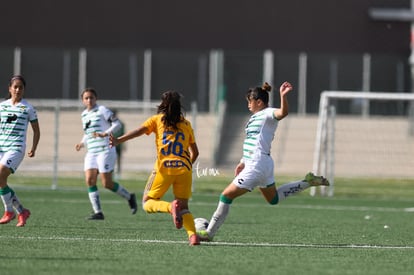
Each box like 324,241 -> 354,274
1,235 -> 414,250
24,197 -> 414,213
2,199 -> 413,249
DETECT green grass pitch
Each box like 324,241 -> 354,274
1,175 -> 414,275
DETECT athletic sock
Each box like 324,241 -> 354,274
112,182 -> 131,200
276,180 -> 310,202
88,186 -> 102,213
0,186 -> 14,212
206,194 -> 232,238
143,199 -> 170,213
11,193 -> 24,213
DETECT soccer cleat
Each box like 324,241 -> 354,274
197,230 -> 212,242
304,172 -> 330,186
128,193 -> 138,214
16,209 -> 31,227
0,211 -> 16,224
87,212 -> 105,220
170,199 -> 183,229
189,234 -> 200,246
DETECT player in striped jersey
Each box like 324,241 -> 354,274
0,75 -> 40,227
109,90 -> 200,245
198,82 -> 329,242
75,88 -> 137,220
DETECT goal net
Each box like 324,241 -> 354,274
311,91 -> 414,196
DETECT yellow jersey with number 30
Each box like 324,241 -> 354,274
142,114 -> 195,175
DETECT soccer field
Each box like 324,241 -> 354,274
1,176 -> 414,275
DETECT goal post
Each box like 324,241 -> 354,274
311,91 -> 414,196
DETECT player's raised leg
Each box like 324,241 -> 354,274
264,172 -> 329,204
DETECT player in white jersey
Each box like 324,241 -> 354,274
75,88 -> 137,220
198,82 -> 330,241
0,75 -> 40,227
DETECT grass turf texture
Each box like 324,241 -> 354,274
1,175 -> 414,275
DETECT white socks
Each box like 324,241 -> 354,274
277,180 -> 310,201
0,192 -> 13,212
88,191 -> 102,213
207,200 -> 231,238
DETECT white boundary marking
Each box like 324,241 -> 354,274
7,191 -> 413,250
1,235 -> 413,250
24,198 -> 414,213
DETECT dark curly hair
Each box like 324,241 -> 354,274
157,90 -> 184,130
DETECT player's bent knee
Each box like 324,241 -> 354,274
142,201 -> 150,213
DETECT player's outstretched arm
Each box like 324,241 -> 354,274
273,81 -> 293,120
110,126 -> 148,147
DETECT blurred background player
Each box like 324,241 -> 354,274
0,75 -> 40,227
75,88 -> 137,220
198,81 -> 329,241
112,109 -> 125,179
110,90 -> 200,245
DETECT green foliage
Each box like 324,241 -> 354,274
1,175 -> 414,275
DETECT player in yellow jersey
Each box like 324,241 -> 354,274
110,90 -> 200,245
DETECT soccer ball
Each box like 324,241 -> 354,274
194,217 -> 209,231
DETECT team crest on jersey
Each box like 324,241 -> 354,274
6,114 -> 18,123
84,120 -> 92,130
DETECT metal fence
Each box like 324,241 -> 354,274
0,47 -> 410,115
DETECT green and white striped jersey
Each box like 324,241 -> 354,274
0,99 -> 38,153
81,104 -> 120,154
242,107 -> 278,161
